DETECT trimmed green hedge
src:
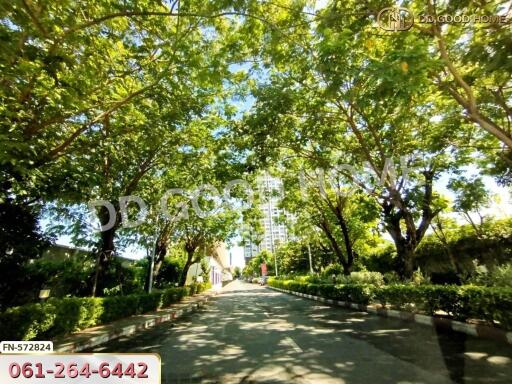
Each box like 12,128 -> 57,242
268,278 -> 512,330
0,282 -> 211,341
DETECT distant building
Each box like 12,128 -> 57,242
42,244 -> 135,267
42,244 -> 91,261
243,173 -> 292,262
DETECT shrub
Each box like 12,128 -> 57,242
317,284 -> 337,298
342,284 -> 375,305
411,269 -> 430,285
295,274 -> 324,285
0,302 -> 56,341
268,278 -> 512,330
469,263 -> 512,288
456,285 -> 512,328
420,285 -> 462,317
343,271 -> 385,287
383,271 -> 401,284
162,288 -> 183,306
376,285 -> 403,308
0,282 -> 211,341
48,297 -> 104,336
155,259 -> 184,288
321,264 -> 344,279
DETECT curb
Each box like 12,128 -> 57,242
54,290 -> 220,352
268,286 -> 512,345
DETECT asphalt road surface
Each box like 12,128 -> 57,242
89,280 -> 512,384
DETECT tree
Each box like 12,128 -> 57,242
279,162 -> 380,275
448,176 -> 493,238
429,215 -> 460,276
236,0 -> 468,279
1,0 -> 312,201
174,211 -> 239,286
2,0 -> 312,295
0,200 -> 53,309
319,1 -> 512,178
243,250 -> 274,277
153,252 -> 186,289
417,0 -> 512,151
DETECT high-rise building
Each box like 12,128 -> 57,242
243,173 -> 292,262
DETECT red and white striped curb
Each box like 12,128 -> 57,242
54,291 -> 220,352
268,286 -> 512,345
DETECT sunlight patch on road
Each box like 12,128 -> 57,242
279,336 -> 303,353
464,352 -> 488,360
219,344 -> 245,356
344,318 -> 366,322
369,328 -> 410,335
296,325 -> 337,334
487,355 -> 511,365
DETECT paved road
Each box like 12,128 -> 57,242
89,281 -> 512,383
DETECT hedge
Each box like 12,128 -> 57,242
268,278 -> 512,330
0,282 -> 211,341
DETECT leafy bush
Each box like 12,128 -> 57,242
23,258 -> 94,300
383,271 -> 401,284
321,264 -> 344,279
162,287 -> 186,306
414,218 -> 512,278
0,282 -> 211,341
340,271 -> 385,287
469,263 -> 512,288
154,259 -> 184,288
376,285 -> 416,310
411,269 -> 430,285
290,272 -> 385,287
0,303 -> 57,340
49,297 -> 104,335
269,278 -> 512,330
269,278 -> 376,305
342,284 -> 375,305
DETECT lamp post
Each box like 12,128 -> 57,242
147,215 -> 161,294
147,240 -> 157,293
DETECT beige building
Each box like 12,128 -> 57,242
186,242 -> 233,288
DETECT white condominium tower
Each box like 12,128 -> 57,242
243,173 -> 291,262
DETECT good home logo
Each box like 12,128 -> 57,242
377,7 -> 414,31
377,6 -> 510,31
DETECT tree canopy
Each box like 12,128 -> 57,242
1,0 -> 511,303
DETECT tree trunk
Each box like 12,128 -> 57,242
152,242 -> 167,279
179,250 -> 194,287
317,220 -> 351,275
335,204 -> 354,275
383,206 -> 415,280
395,240 -> 415,280
91,226 -> 116,296
382,171 -> 439,280
321,193 -> 355,275
91,206 -> 118,297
